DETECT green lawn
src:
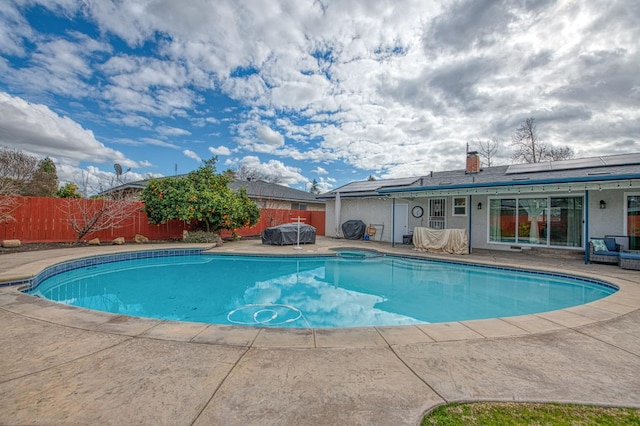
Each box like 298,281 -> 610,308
422,402 -> 640,425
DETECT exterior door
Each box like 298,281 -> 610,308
626,194 -> 640,250
429,198 -> 446,229
393,203 -> 408,243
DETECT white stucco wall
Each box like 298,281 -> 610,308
589,189 -> 625,238
326,189 -> 634,250
326,198 -> 394,241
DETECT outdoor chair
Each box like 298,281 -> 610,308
588,237 -> 621,265
619,251 -> 640,270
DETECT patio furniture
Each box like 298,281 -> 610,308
413,227 -> 469,254
588,237 -> 621,265
262,223 -> 316,245
619,251 -> 640,270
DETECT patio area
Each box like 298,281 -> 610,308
1,237 -> 639,425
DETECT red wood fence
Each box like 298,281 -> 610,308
0,196 -> 325,243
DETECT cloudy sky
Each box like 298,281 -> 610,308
1,0 -> 638,192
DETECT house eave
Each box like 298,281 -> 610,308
379,174 -> 640,198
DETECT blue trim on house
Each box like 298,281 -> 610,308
468,194 -> 473,254
585,190 -> 590,264
378,173 -> 640,194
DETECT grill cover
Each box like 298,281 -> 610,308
262,223 -> 317,245
341,219 -> 366,240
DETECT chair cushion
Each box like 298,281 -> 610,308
604,237 -> 617,251
591,239 -> 608,252
620,251 -> 640,260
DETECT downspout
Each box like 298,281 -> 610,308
468,195 -> 473,254
392,197 -> 396,248
584,190 -> 589,264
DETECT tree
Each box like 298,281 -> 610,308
63,195 -> 140,243
511,117 -> 543,163
232,165 -> 283,184
0,146 -> 37,195
511,117 -> 574,163
0,146 -> 38,222
548,145 -> 575,161
57,182 -> 82,198
142,158 -> 260,235
61,170 -> 140,243
477,137 -> 499,167
367,175 -> 376,181
24,157 -> 58,197
309,179 -> 320,194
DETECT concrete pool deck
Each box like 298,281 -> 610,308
0,237 -> 639,425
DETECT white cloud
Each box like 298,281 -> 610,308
312,166 -> 328,175
256,125 -> 284,146
238,155 -> 306,186
0,92 -> 137,168
183,149 -> 202,162
209,145 -> 231,156
157,125 -> 191,137
1,0 -> 639,188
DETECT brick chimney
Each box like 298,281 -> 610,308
466,151 -> 480,174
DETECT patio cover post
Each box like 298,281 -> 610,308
585,190 -> 589,264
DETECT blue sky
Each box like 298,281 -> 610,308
1,0 -> 639,193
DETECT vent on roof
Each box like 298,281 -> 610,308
587,171 -> 611,176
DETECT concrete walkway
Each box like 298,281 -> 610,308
0,238 -> 639,425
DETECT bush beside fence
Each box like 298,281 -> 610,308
0,196 -> 325,243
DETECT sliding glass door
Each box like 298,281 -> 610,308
627,195 -> 640,250
489,195 -> 583,248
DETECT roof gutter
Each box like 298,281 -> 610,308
378,173 -> 640,194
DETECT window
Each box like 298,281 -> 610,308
489,196 -> 583,247
452,197 -> 467,216
291,203 -> 307,210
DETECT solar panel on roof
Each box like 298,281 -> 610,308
505,153 -> 640,175
505,162 -> 551,174
337,177 -> 418,192
603,153 -> 640,166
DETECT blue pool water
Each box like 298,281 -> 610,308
27,253 -> 616,328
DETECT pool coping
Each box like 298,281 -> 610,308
1,240 -> 639,348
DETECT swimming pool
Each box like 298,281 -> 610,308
23,249 -> 616,328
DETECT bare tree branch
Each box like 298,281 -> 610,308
61,197 -> 140,243
511,117 -> 548,163
62,171 -> 140,243
548,145 -> 575,161
0,146 -> 38,196
477,137 -> 499,167
232,165 -> 283,184
0,146 -> 37,222
510,118 -> 574,163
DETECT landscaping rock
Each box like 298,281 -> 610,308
216,235 -> 224,247
88,238 -> 101,245
1,239 -> 21,248
112,237 -> 125,245
134,234 -> 149,243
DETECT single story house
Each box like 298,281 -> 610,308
317,152 -> 640,259
105,178 -> 325,212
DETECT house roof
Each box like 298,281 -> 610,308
229,180 -> 322,204
316,177 -> 421,199
319,153 -> 640,199
106,177 -> 323,204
